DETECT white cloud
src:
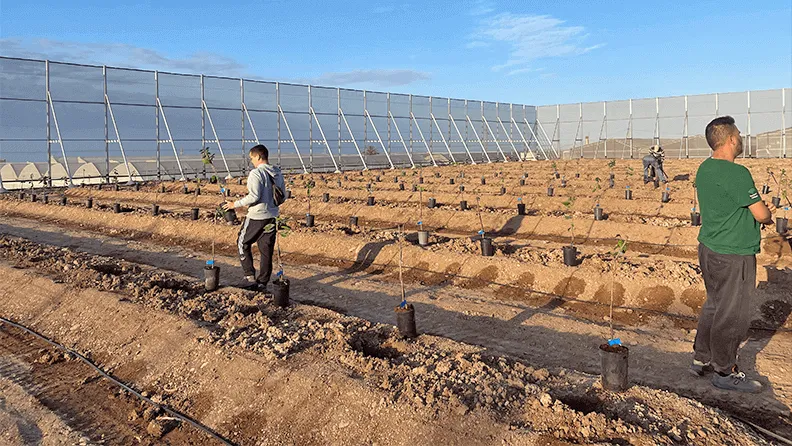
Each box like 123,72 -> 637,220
466,41 -> 490,49
307,69 -> 431,87
468,0 -> 494,16
469,12 -> 603,72
0,38 -> 247,76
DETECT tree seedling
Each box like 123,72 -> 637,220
264,215 -> 293,283
562,196 -> 577,246
305,178 -> 315,218
608,237 -> 628,343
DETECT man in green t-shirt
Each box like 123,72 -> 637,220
690,116 -> 775,393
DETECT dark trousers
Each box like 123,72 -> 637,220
693,243 -> 756,374
237,217 -> 276,284
642,157 -> 667,182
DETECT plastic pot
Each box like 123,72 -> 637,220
151,204 -> 159,216
762,184 -> 770,194
519,179 -> 525,186
609,178 -> 615,188
480,237 -> 494,257
460,200 -> 468,211
43,195 -> 49,204
134,183 -> 140,191
661,192 -> 670,203
160,185 -> 166,193
428,198 -> 436,209
562,245 -> 577,266
434,172 -> 441,178
114,184 -> 119,191
204,265 -> 220,292
460,172 -> 465,179
624,189 -> 633,200
547,187 -> 554,197
394,177 -> 399,183
555,173 -> 560,179
60,196 -> 67,206
18,192 -> 25,200
653,178 -> 660,189
459,185 -> 465,192
419,177 -> 424,184
224,209 -> 238,224
517,203 -> 526,215
418,230 -> 429,246
395,304 -> 418,338
412,185 -> 418,192
600,344 -> 629,392
367,196 -> 375,206
500,187 -> 506,195
399,183 -> 405,191
182,185 -> 189,194
305,214 -> 315,227
272,279 -> 290,308
195,188 -> 201,196
449,178 -> 455,185
594,206 -> 604,221
322,192 -> 330,203
238,177 -> 243,185
777,217 -> 789,234
481,177 -> 486,185
560,180 -> 567,188
772,196 -> 781,208
113,203 -> 121,213
691,212 -> 701,226
338,180 -> 343,187
191,208 -> 200,220
349,216 -> 359,226
375,175 -> 381,182
575,173 -> 580,178
30,194 -> 37,202
610,173 -> 615,180
286,190 -> 292,199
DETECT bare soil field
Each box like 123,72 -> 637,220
1,158 -> 791,445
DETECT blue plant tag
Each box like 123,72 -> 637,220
276,270 -> 283,278
206,260 -> 214,266
417,220 -> 423,225
608,338 -> 622,346
478,230 -> 485,235
221,187 -> 225,193
517,197 -> 522,202
399,299 -> 407,308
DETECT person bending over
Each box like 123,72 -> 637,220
643,145 -> 668,183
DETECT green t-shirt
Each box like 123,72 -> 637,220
695,158 -> 761,255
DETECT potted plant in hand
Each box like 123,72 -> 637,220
266,216 -> 293,307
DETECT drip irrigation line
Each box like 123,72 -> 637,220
732,415 -> 792,446
0,316 -> 236,446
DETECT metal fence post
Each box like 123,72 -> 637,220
103,65 -> 109,183
45,60 -> 52,187
241,78 -> 246,176
155,71 -> 161,180
684,95 -> 689,158
783,88 -> 787,158
308,84 -> 313,172
746,90 -> 751,158
276,82 -> 281,166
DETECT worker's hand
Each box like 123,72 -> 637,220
765,201 -> 777,214
223,200 -> 236,211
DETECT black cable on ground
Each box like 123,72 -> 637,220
0,316 -> 236,446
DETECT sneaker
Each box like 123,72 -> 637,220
689,360 -> 714,377
711,368 -> 763,393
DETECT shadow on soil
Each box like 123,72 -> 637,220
2,222 -> 791,439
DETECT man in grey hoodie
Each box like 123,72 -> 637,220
223,145 -> 286,291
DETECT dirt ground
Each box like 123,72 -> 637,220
1,158 -> 791,445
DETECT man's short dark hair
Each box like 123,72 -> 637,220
249,144 -> 269,160
705,116 -> 738,150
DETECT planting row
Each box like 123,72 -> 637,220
0,236 -> 771,445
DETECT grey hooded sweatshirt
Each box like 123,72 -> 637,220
234,164 -> 286,220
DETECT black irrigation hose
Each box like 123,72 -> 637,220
0,316 -> 236,446
732,415 -> 792,446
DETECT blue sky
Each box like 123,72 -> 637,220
1,0 -> 791,105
